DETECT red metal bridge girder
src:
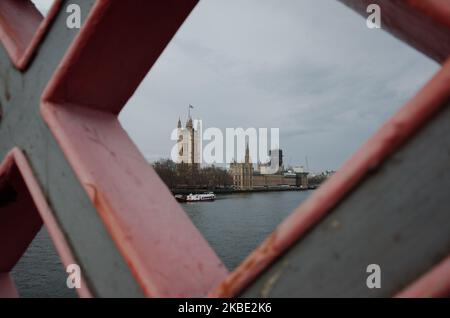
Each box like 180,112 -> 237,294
211,59 -> 450,298
0,0 -> 449,298
1,0 -> 228,297
0,148 -> 91,297
40,0 -> 229,297
396,255 -> 450,298
0,0 -> 63,70
210,0 -> 450,297
339,0 -> 450,64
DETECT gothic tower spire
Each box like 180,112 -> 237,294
186,117 -> 193,129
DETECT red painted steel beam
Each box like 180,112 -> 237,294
0,151 -> 42,273
0,274 -> 18,298
396,255 -> 450,298
0,0 -> 62,70
210,0 -> 450,298
211,58 -> 450,297
41,0 -> 228,297
338,0 -> 450,64
0,0 -> 448,298
0,148 -> 91,297
44,0 -> 197,114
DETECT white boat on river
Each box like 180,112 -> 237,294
186,192 -> 216,202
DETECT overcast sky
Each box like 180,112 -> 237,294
32,0 -> 54,15
34,0 -> 439,172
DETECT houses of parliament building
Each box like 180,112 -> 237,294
174,115 -> 308,190
176,116 -> 201,165
229,144 -> 254,190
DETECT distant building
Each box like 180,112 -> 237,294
230,146 -> 309,189
257,149 -> 283,175
293,166 -> 305,173
176,117 -> 201,165
253,172 -> 308,189
229,144 -> 254,190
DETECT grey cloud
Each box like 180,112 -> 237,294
119,0 -> 439,171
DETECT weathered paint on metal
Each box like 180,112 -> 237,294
0,149 -> 42,275
40,0 -> 228,297
210,60 -> 450,298
0,0 -> 228,297
0,0 -> 449,298
0,0 -> 145,297
211,1 -> 450,298
0,148 -> 91,297
0,0 -> 63,70
238,100 -> 450,297
338,0 -> 450,63
396,255 -> 450,298
0,273 -> 17,298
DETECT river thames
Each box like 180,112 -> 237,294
11,190 -> 312,297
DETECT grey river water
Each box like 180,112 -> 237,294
11,190 -> 312,297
